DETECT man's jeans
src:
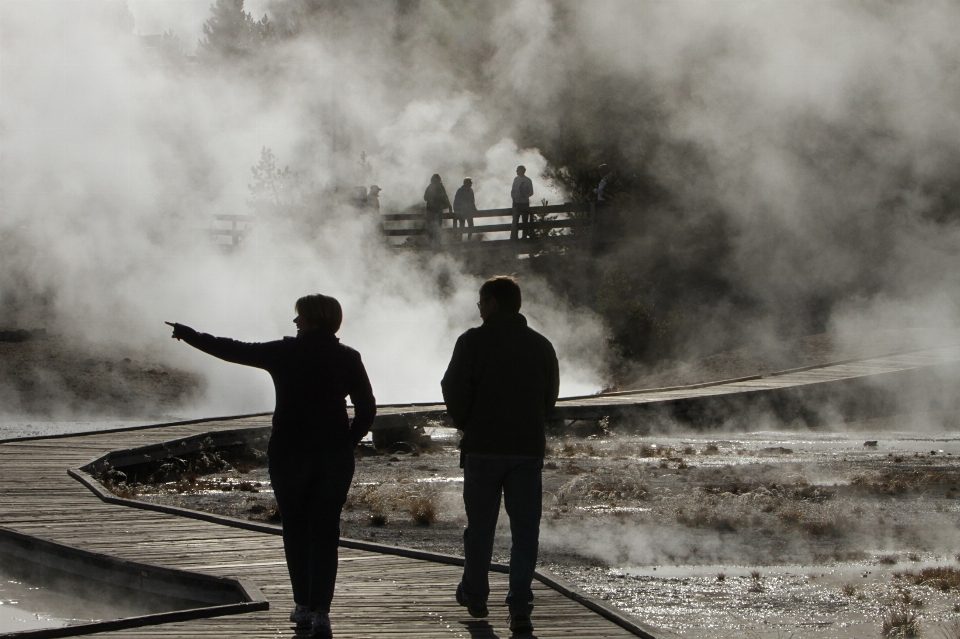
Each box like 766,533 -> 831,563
511,203 -> 531,240
461,454 -> 543,616
270,447 -> 355,613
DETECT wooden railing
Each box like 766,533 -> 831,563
207,214 -> 254,246
380,202 -> 598,249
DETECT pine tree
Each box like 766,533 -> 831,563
197,0 -> 273,60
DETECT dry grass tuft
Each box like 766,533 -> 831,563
936,620 -> 960,639
369,512 -> 388,526
897,566 -> 960,591
841,583 -> 857,597
409,495 -> 438,525
882,608 -> 920,637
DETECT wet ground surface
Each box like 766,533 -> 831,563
121,422 -> 960,638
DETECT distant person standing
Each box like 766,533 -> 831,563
453,177 -> 477,242
424,174 -> 452,249
510,166 -> 534,240
366,185 -> 381,213
165,295 -> 376,639
594,164 -> 611,202
441,276 -> 559,635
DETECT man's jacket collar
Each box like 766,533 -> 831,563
483,311 -> 527,326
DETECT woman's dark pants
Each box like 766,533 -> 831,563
460,454 -> 543,617
270,447 -> 355,613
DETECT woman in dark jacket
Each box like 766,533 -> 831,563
166,294 -> 375,639
423,173 -> 452,247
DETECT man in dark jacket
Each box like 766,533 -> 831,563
441,276 -> 559,635
166,294 -> 375,639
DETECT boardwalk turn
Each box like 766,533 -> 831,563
0,417 -> 648,638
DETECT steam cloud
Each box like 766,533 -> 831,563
3,1 -> 960,416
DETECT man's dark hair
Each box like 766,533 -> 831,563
480,276 -> 521,313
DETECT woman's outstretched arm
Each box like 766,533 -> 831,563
166,322 -> 279,370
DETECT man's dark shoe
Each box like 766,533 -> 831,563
456,583 -> 488,618
508,614 -> 534,634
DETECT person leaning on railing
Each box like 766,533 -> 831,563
453,177 -> 477,242
165,294 -> 375,639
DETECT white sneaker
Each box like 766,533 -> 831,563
289,604 -> 311,629
310,612 -> 332,638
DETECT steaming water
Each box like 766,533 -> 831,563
0,566 -> 161,633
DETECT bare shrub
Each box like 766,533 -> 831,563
369,512 -> 388,526
841,583 -> 857,597
409,495 -> 438,525
878,554 -> 899,565
716,572 -> 725,582
881,608 -> 920,637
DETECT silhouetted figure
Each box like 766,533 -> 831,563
453,177 -> 477,242
424,174 -> 451,249
594,164 -> 611,202
366,184 -> 381,213
510,166 -> 534,240
165,294 -> 375,639
441,276 -> 559,635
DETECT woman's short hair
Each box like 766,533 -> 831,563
430,173 -> 442,184
479,276 -> 521,313
295,294 -> 342,333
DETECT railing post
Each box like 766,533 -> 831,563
588,202 -> 596,252
510,205 -> 519,242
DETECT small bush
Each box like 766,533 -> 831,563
841,583 -> 857,597
369,512 -> 388,527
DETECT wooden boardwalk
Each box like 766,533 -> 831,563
0,417 -> 647,639
375,345 -> 960,426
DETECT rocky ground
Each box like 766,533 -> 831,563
115,419 -> 960,638
0,331 -> 203,418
